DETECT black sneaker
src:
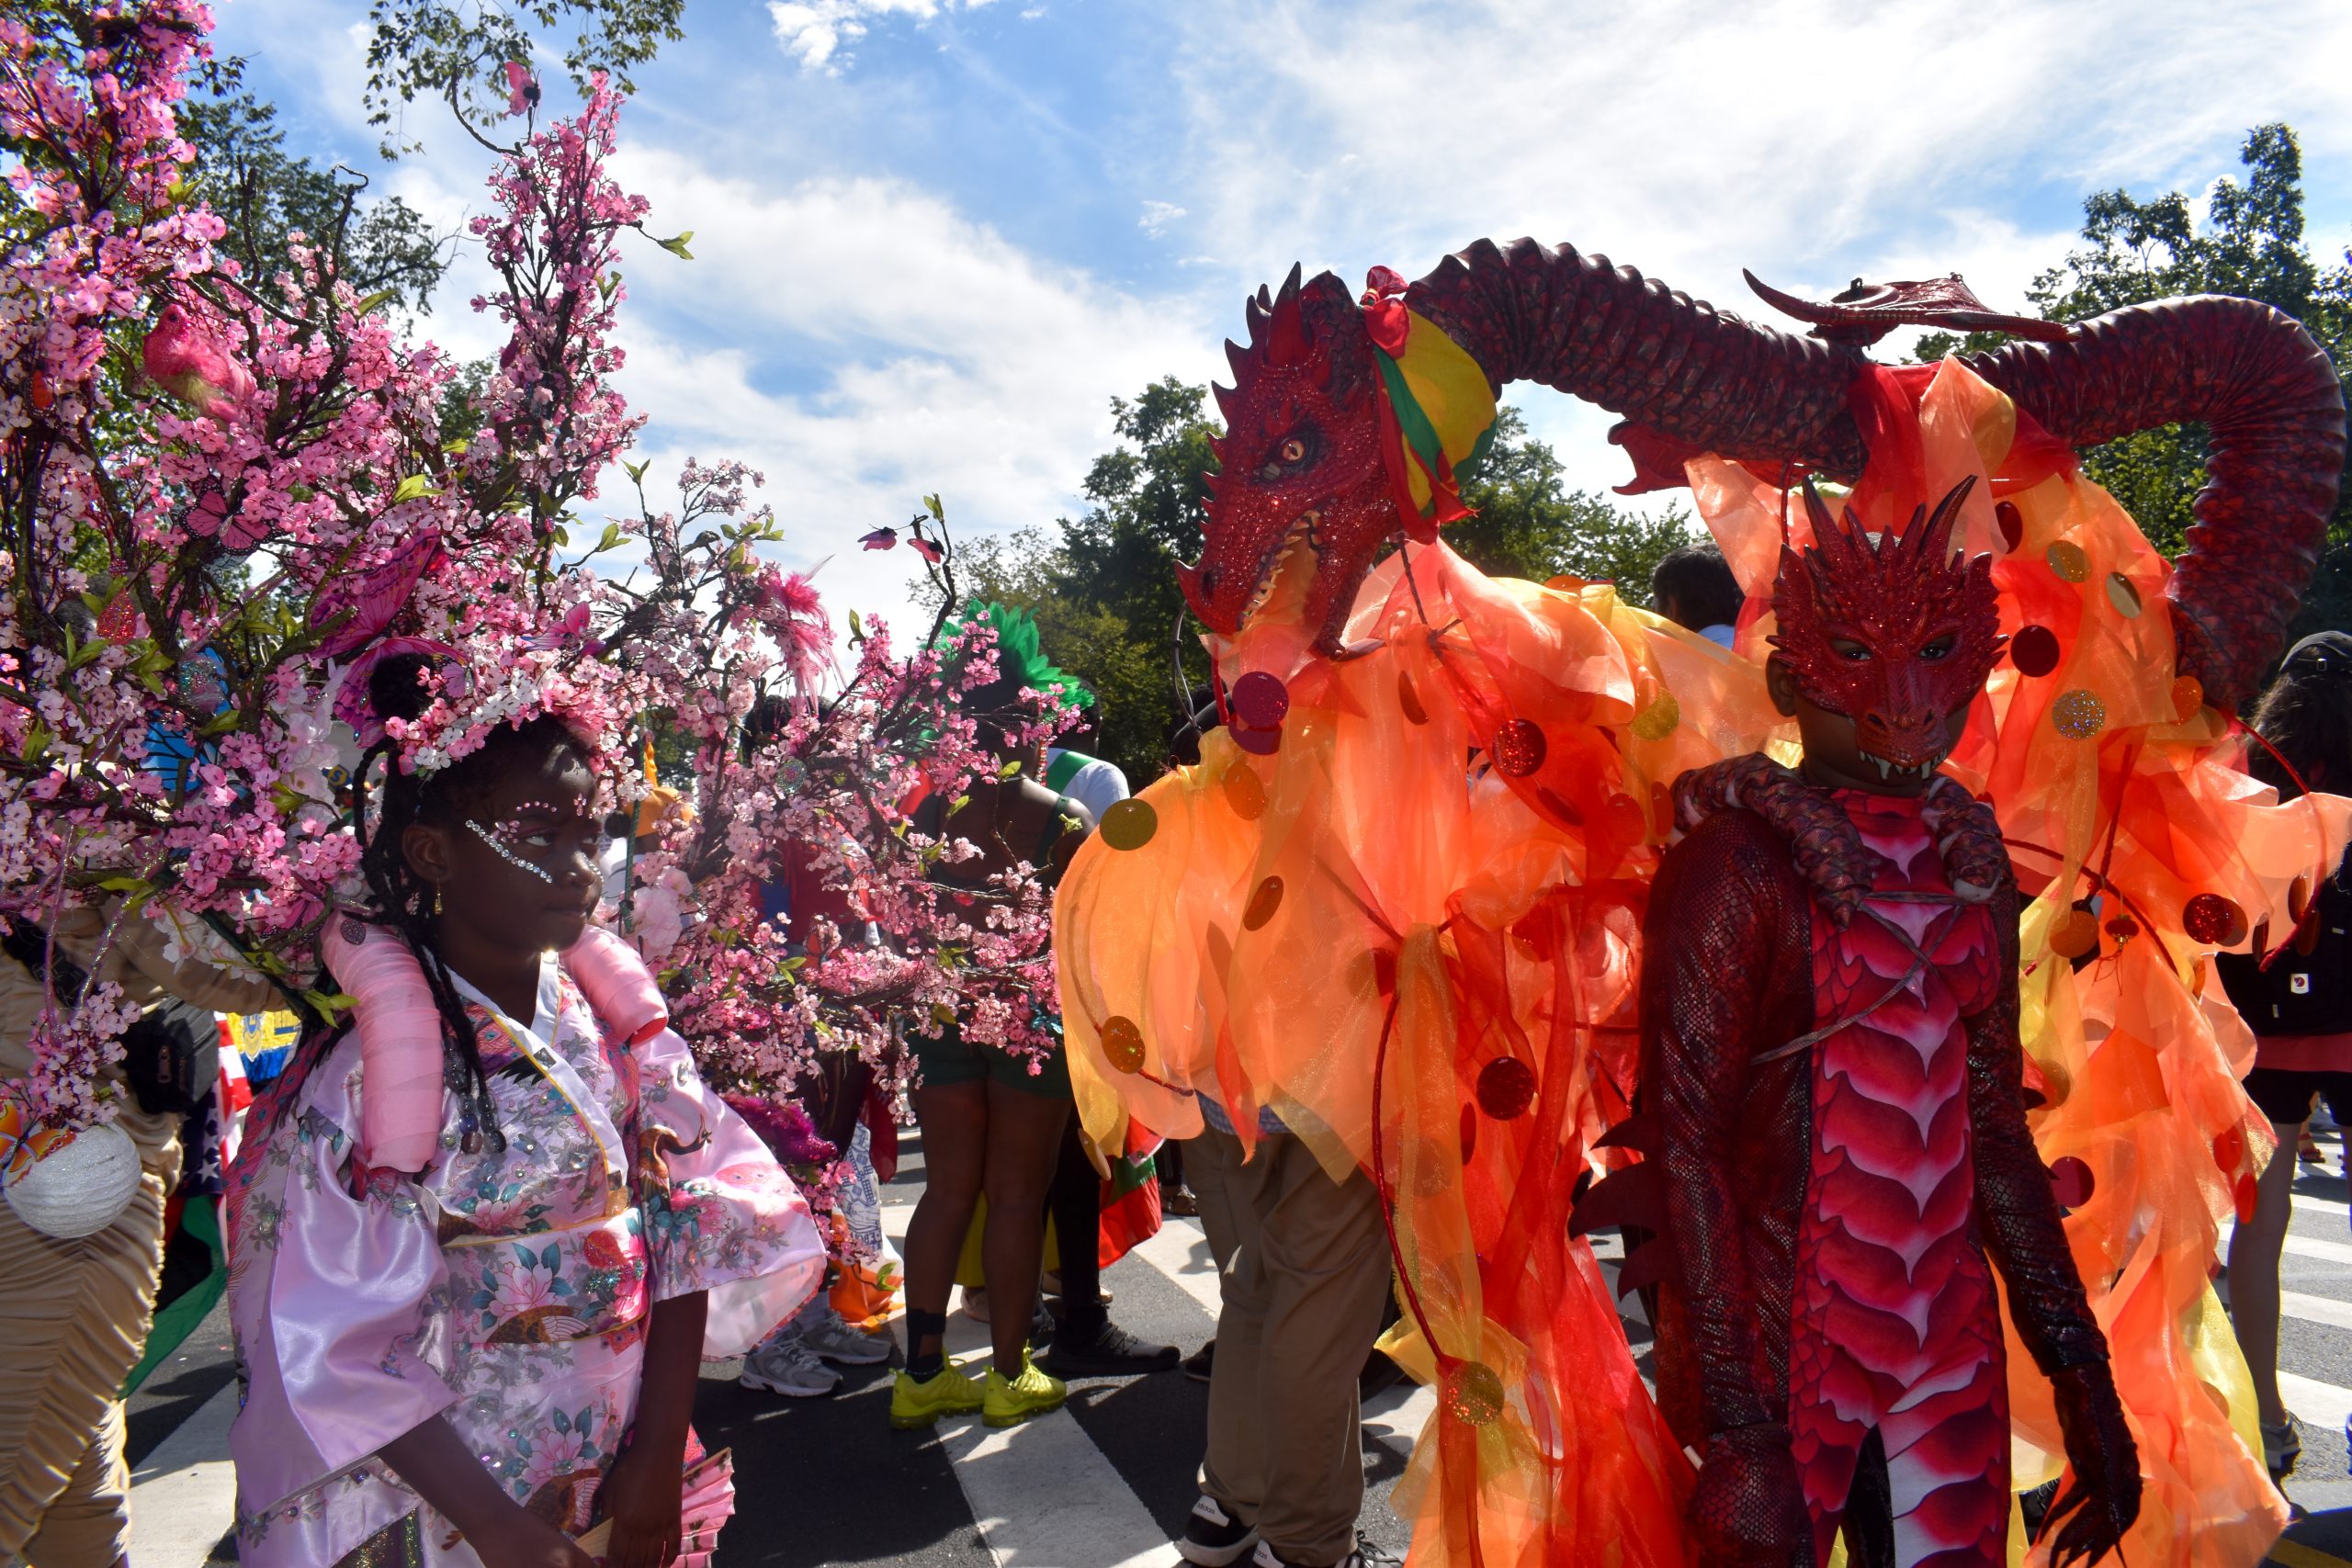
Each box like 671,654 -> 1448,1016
1041,1316 -> 1180,1377
1176,1495 -> 1257,1567
1182,1339 -> 1215,1382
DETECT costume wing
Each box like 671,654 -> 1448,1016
1060,544 -> 1793,1567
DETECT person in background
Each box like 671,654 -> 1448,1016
893,606 -> 1100,1431
1647,542 -> 1743,648
1046,705 -> 1132,822
730,697 -> 899,1400
2220,630 -> 2352,1483
1,908 -> 277,1568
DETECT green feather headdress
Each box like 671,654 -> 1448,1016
934,600 -> 1094,711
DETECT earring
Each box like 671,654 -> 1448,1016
433,885 -> 444,917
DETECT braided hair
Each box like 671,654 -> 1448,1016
328,653 -> 589,1150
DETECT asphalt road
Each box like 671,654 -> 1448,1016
120,1124 -> 2352,1566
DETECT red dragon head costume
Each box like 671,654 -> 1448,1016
1186,240 -> 2346,708
1769,476 -> 2004,778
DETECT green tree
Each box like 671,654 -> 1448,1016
1443,407 -> 1698,590
933,384 -> 1698,787
363,0 -> 686,151
1918,124 -> 2352,651
181,83 -> 450,311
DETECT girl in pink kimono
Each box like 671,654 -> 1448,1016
227,677 -> 823,1568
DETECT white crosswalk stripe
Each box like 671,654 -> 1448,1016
115,1178 -> 2352,1564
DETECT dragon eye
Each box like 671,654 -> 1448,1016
1280,438 -> 1306,463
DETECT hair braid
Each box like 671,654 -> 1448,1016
354,744 -> 504,1150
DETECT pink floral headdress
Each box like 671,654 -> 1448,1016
334,639 -> 622,777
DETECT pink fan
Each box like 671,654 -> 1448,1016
312,533 -> 447,660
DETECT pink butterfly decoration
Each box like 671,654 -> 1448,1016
180,479 -> 272,552
525,601 -> 602,654
503,61 -> 539,117
311,533 -> 447,660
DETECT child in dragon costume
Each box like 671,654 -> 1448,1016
1642,474 -> 2135,1568
1056,245 -> 2346,1568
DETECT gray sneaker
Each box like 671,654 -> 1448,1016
802,1305 -> 894,1366
740,1334 -> 842,1398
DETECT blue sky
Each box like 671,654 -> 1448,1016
215,0 -> 2352,632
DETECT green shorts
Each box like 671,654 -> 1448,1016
910,1021 -> 1071,1098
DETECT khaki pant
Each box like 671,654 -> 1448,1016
1194,1127 -> 1391,1568
0,1130 -> 175,1568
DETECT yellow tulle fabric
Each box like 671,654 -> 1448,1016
1058,355 -> 2338,1568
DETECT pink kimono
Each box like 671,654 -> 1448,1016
225,953 -> 823,1567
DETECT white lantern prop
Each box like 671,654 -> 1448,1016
5,1119 -> 141,1239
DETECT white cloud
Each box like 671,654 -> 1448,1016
767,0 -> 999,73
594,147 -> 1214,630
1137,199 -> 1187,238
1152,0 -> 2352,500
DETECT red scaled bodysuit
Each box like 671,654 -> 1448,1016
1645,779 -> 2110,1567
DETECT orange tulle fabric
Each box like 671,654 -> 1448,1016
1058,355 -> 2338,1568
1059,543 -> 1786,1568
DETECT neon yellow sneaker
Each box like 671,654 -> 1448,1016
983,1351 -> 1067,1427
890,1361 -> 983,1429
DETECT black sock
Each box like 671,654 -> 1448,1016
907,1308 -> 946,1379
1061,1298 -> 1108,1340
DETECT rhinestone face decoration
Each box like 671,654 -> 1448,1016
468,818 -> 557,884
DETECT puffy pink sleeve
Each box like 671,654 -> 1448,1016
225,1048 -> 457,1519
634,1027 -> 826,1357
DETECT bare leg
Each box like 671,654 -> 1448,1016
2227,1117 -> 2303,1427
903,1080 -> 988,1365
980,1083 -> 1070,1378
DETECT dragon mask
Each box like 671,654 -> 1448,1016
1770,477 -> 2003,779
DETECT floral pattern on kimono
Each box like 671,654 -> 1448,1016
225,952 -> 823,1567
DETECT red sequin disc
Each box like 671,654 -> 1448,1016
2182,892 -> 2248,947
1492,719 -> 1546,777
1476,1057 -> 1538,1121
1231,671 -> 1290,730
2008,625 -> 2062,677
2049,1155 -> 2095,1210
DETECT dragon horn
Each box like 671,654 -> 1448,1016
1798,479 -> 1852,566
1969,297 -> 2346,709
1266,262 -> 1309,367
1913,474 -> 1978,564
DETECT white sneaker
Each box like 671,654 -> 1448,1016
802,1304 -> 894,1366
740,1334 -> 842,1398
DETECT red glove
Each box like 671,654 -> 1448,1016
1688,1422 -> 1809,1567
2041,1359 -> 2142,1568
